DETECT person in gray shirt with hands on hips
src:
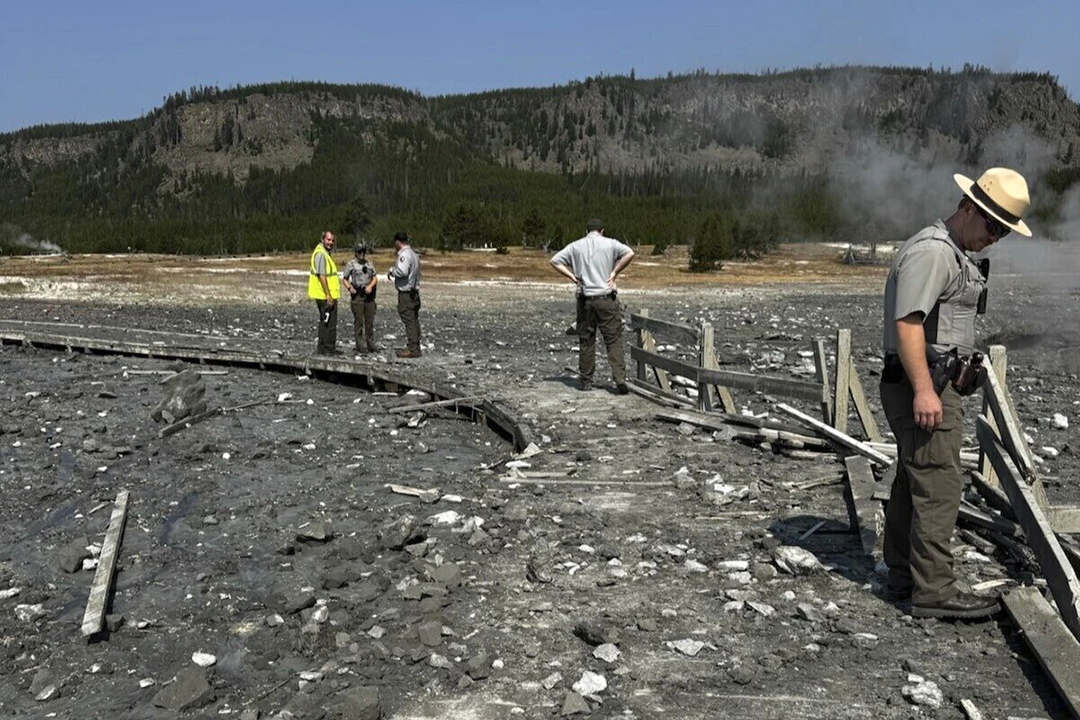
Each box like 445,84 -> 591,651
551,218 -> 635,393
387,231 -> 422,358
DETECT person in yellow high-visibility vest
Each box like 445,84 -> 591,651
308,231 -> 341,355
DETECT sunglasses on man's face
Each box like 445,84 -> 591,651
976,205 -> 1010,238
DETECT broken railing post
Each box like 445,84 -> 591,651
699,322 -> 736,414
811,338 -> 833,425
775,402 -> 893,467
846,355 -> 882,443
697,322 -> 714,412
1002,586 -> 1080,718
844,455 -> 882,558
834,329 -> 852,434
981,358 -> 1049,512
82,490 -> 130,638
979,344 -> 1007,489
636,309 -> 672,392
978,416 -> 1080,642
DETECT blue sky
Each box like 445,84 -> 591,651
2,0 -> 1077,132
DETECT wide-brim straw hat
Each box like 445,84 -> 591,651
953,167 -> 1032,237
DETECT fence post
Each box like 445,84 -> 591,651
698,323 -> 714,412
834,329 -> 852,433
980,344 -> 1007,489
812,338 -> 833,425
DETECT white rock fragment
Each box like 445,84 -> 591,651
542,672 -> 562,690
572,670 -> 607,696
429,510 -> 462,526
684,559 -> 709,573
1040,446 -> 1060,458
139,678 -> 155,688
191,652 -> 217,667
772,545 -> 824,575
668,638 -> 705,657
593,643 -> 620,663
716,560 -> 749,571
747,601 -> 776,617
0,587 -> 21,600
1053,413 -> 1069,429
15,603 -> 45,622
902,680 -> 943,709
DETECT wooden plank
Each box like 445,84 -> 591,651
957,501 -> 1022,537
843,455 -> 882,557
630,345 -> 699,381
697,323 -> 715,413
700,323 -> 737,414
978,416 -> 1080,641
811,339 -> 833,425
846,357 -> 882,442
628,313 -> 700,345
1051,506 -> 1080,535
834,329 -> 852,434
636,310 -> 673,392
631,347 -> 828,404
979,345 -> 1007,489
982,360 -> 1037,483
775,402 -> 894,467
970,470 -> 1016,520
81,490 -> 130,637
626,378 -> 695,408
1003,586 -> 1080,718
634,309 -> 648,383
158,406 -> 223,439
386,395 -> 486,414
697,364 -> 826,404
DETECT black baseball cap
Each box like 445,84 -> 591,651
586,218 -> 604,231
393,231 -> 410,244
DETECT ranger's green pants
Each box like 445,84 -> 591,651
577,294 -> 626,385
397,290 -> 421,352
350,296 -> 377,349
880,381 -> 964,606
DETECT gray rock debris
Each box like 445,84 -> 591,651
151,368 -> 207,424
152,667 -> 215,711
56,536 -> 89,573
331,685 -> 381,720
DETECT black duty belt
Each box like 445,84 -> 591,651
882,354 -> 906,384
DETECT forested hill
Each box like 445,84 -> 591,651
2,66 -> 1079,255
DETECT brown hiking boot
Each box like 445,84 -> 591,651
396,348 -> 421,358
911,592 -> 1000,620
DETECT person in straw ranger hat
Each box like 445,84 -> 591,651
879,167 -> 1031,620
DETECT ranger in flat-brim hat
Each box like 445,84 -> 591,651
878,166 -> 1031,622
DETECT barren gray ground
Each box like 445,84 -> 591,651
0,269 -> 1078,719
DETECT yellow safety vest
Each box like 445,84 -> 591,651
307,244 -> 340,300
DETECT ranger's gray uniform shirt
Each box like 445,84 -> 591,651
389,246 -> 421,292
883,219 -> 986,356
342,259 -> 376,294
551,232 -> 633,297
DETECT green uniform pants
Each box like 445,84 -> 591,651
397,290 -> 421,352
315,299 -> 338,354
350,296 -> 377,349
578,294 -> 626,385
880,380 -> 964,606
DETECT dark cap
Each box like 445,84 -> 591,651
586,218 -> 604,231
354,243 -> 368,253
393,231 -> 410,244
